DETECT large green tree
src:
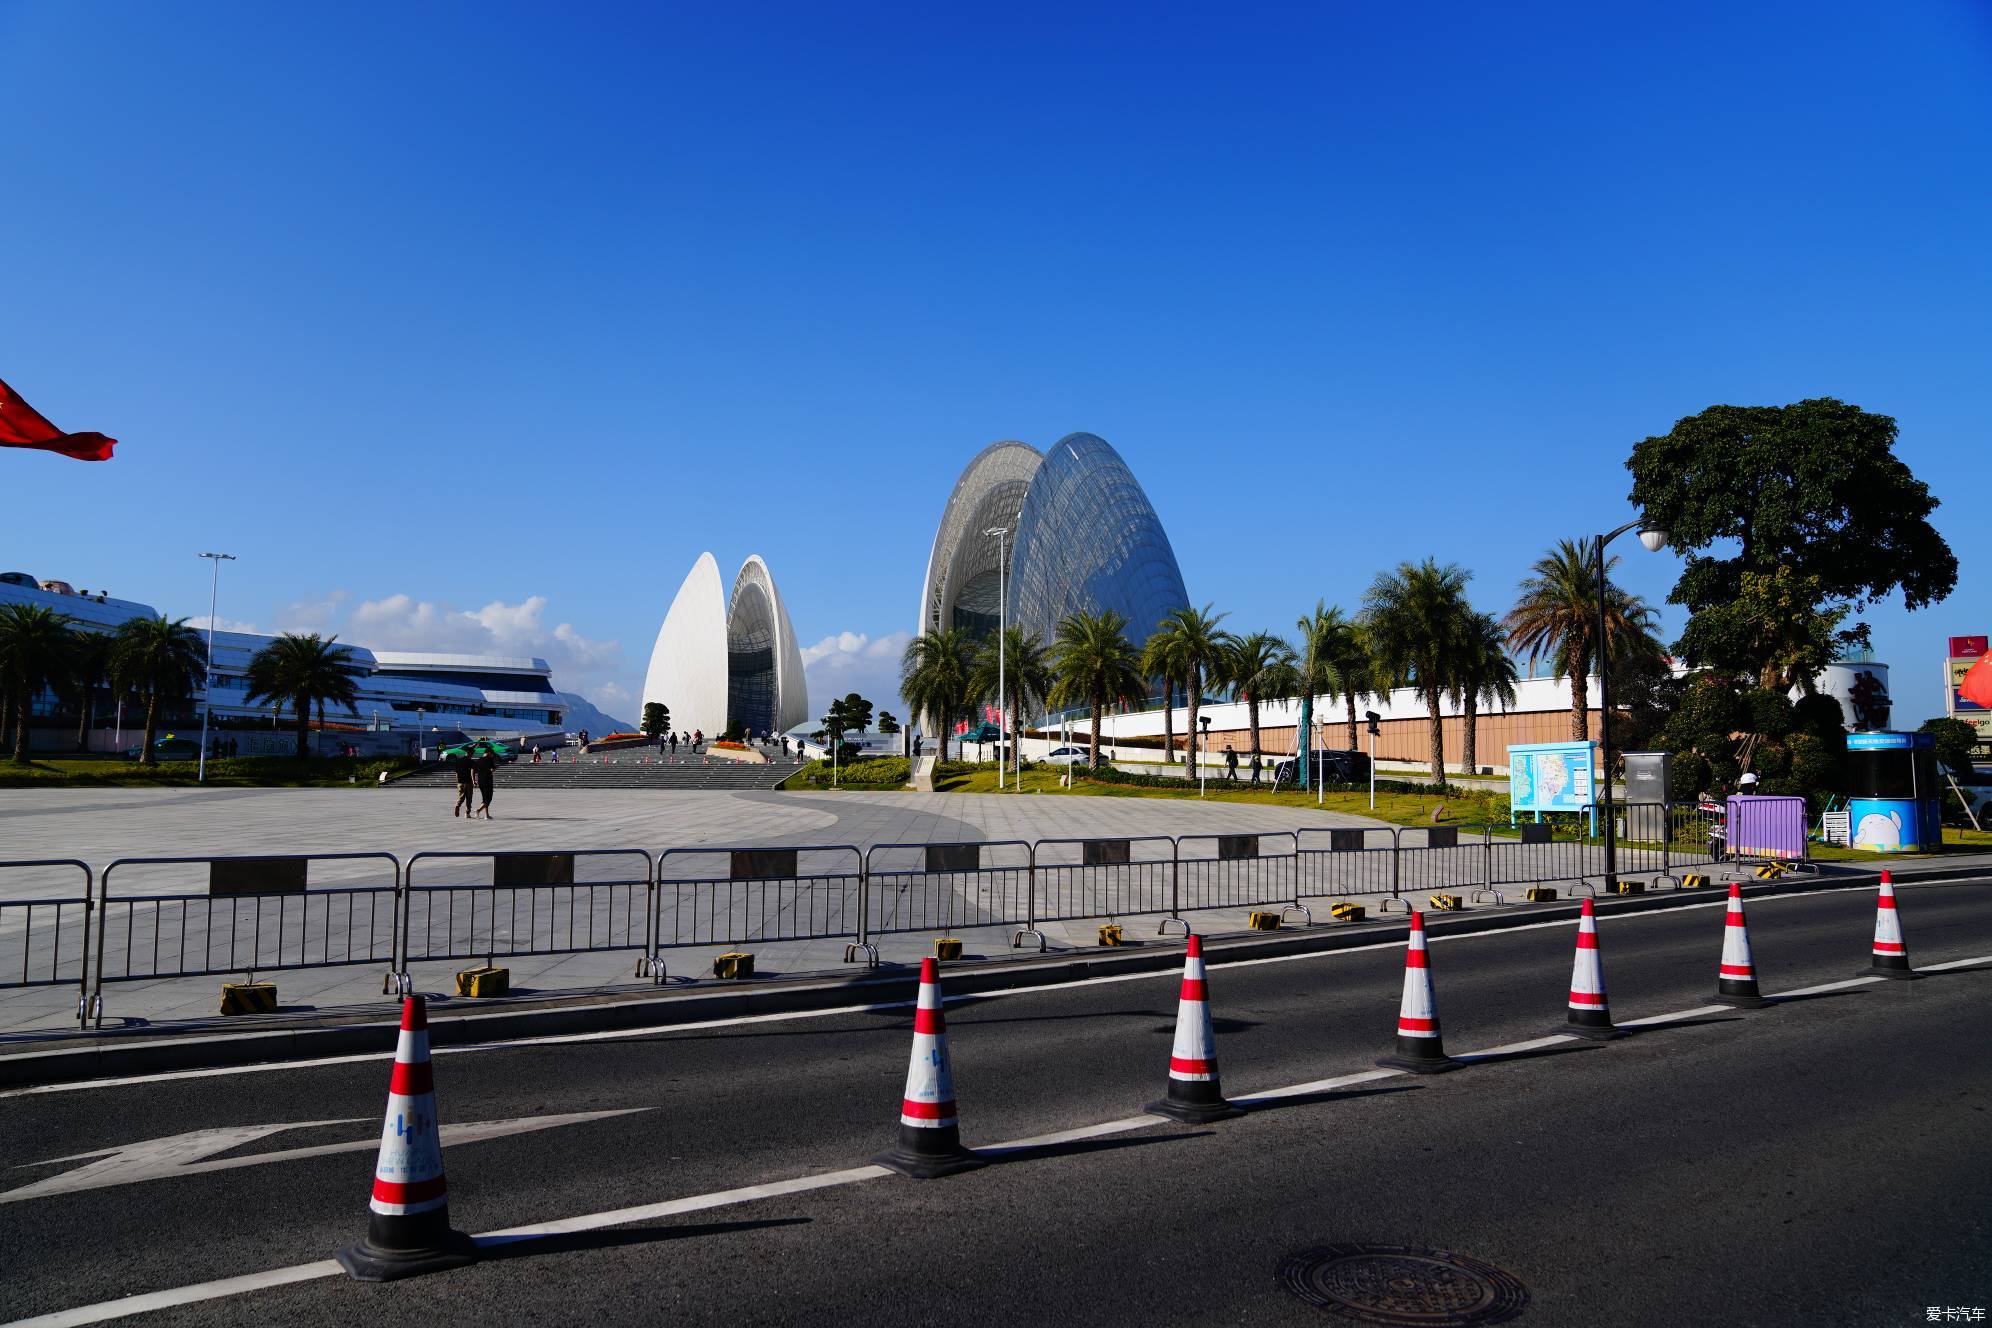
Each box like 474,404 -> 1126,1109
1628,399 -> 1957,689
110,616 -> 204,766
1137,624 -> 1187,763
243,632 -> 364,760
900,630 -> 975,762
1155,604 -> 1231,774
1362,559 -> 1473,787
970,626 -> 1053,776
640,702 -> 670,738
66,628 -> 115,754
0,604 -> 76,764
1221,631 -> 1294,769
1504,537 -> 1664,740
1447,611 -> 1518,777
1048,609 -> 1145,768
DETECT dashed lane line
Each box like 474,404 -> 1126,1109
9,954 -> 1986,1328
4,879 -> 1961,1100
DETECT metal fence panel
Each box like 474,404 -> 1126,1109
1393,826 -> 1491,895
1173,831 -> 1300,913
861,840 -> 1031,939
1294,828 -> 1397,901
655,844 -> 862,949
0,860 -> 94,1026
401,849 -> 653,967
1030,836 -> 1175,926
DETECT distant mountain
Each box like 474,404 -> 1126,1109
558,692 -> 634,737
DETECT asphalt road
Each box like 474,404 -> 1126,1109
3,880 -> 1987,1327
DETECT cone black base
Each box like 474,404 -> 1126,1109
1860,965 -> 1918,981
1712,990 -> 1770,1009
873,1125 -> 986,1179
1378,1043 -> 1459,1074
1557,1021 -> 1625,1041
1146,1095 -> 1245,1123
336,1218 -> 478,1282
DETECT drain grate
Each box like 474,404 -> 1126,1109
1278,1244 -> 1529,1326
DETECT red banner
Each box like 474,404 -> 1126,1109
1949,636 -> 1987,659
0,378 -> 116,461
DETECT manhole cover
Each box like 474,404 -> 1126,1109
1278,1244 -> 1528,1326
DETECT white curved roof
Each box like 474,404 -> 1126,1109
916,440 -> 1042,638
731,554 -> 810,734
642,552 -> 729,735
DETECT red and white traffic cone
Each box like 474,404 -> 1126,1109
335,996 -> 477,1280
1862,870 -> 1916,980
873,958 -> 985,1178
1711,883 -> 1769,1008
1378,911 -> 1458,1073
1146,935 -> 1244,1123
1559,897 -> 1622,1040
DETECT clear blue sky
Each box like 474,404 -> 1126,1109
5,1 -> 1987,726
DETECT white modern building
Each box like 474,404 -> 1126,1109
641,553 -> 808,738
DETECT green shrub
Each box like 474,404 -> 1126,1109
789,756 -> 910,789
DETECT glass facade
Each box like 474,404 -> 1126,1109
1006,433 -> 1190,649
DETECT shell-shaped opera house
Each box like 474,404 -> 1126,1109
918,432 -> 1190,652
642,553 -> 808,738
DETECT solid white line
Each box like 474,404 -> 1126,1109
1618,1004 -> 1726,1027
1770,976 -> 1882,1000
0,881 -> 1970,1104
1915,955 -> 1991,972
12,951 -> 1992,1328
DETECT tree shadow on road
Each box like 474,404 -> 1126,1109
1765,988 -> 1867,1006
1452,1042 -> 1599,1067
979,1129 -> 1209,1165
1616,1015 -> 1744,1036
1237,1083 -> 1421,1114
475,1216 -> 810,1261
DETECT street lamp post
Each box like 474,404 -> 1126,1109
986,526 -> 1009,790
1199,715 -> 1212,798
1594,520 -> 1669,890
195,552 -> 236,783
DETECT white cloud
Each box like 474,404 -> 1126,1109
277,590 -> 348,633
801,629 -> 911,720
335,592 -> 628,706
190,615 -> 266,635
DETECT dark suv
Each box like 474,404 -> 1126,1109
1272,749 -> 1371,787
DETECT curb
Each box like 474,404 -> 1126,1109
2,861 -> 1981,1089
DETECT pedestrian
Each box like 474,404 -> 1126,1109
1249,753 -> 1262,785
474,746 -> 497,819
1738,770 -> 1760,795
1224,744 -> 1239,782
449,748 -> 474,819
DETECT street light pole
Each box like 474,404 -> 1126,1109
1199,715 -> 1212,798
1593,520 -> 1669,890
195,552 -> 236,782
986,527 -> 1008,790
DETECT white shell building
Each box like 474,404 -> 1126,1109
642,553 -> 809,737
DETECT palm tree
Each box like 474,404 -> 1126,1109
1138,624 -> 1187,763
900,629 -> 976,763
110,616 -> 205,766
1362,559 -> 1473,787
1047,609 -> 1145,767
243,632 -> 364,760
1448,611 -> 1519,776
1159,604 -> 1231,774
969,626 -> 1053,767
0,604 -> 76,764
67,629 -> 116,754
1504,538 -> 1663,741
1221,631 -> 1294,770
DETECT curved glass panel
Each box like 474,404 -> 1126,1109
917,441 -> 1041,641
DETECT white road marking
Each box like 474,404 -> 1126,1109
1,1111 -> 646,1203
2,877 -> 1938,1100
8,951 -> 1989,1328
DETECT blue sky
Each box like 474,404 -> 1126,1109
5,1 -> 1987,727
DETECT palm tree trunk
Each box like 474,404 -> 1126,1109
1426,687 -> 1445,787
938,709 -> 950,763
1462,695 -> 1478,775
1248,695 -> 1261,764
1089,694 -> 1102,766
1162,677 -> 1175,763
11,686 -> 29,764
1345,694 -> 1359,752
295,695 -> 310,761
1185,669 -> 1200,781
141,690 -> 160,766
1569,652 -> 1590,740
75,681 -> 94,754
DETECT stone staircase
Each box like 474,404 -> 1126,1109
391,752 -> 806,791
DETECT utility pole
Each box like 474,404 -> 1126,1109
195,552 -> 236,782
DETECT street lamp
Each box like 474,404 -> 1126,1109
1594,519 -> 1669,890
1199,714 -> 1213,798
985,526 -> 1009,790
195,552 -> 236,783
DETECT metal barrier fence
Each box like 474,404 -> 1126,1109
1394,825 -> 1493,899
1295,828 -> 1401,908
91,852 -> 402,1025
401,849 -> 655,979
861,840 -> 1032,946
654,845 -> 863,976
0,859 -> 95,1025
1026,836 -> 1179,945
1174,831 -> 1308,924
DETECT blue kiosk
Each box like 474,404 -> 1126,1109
1844,730 -> 1942,853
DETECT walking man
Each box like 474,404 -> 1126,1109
473,745 -> 497,819
449,748 -> 474,819
1224,744 -> 1239,783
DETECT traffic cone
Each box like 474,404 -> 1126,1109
1558,898 -> 1623,1039
1711,884 -> 1769,1008
1378,911 -> 1458,1072
335,996 -> 478,1281
1146,935 -> 1244,1123
873,958 -> 985,1178
1862,871 -> 1916,980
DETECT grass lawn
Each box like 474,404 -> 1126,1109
0,757 -> 418,788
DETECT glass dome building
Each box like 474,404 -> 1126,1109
917,432 -> 1190,652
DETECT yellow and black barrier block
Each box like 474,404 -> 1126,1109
934,937 -> 964,959
219,981 -> 277,1015
1329,902 -> 1366,922
1525,886 -> 1558,902
1680,873 -> 1710,889
713,951 -> 756,979
1096,924 -> 1125,947
1615,880 -> 1645,895
1247,911 -> 1282,931
1754,863 -> 1787,880
1428,894 -> 1464,912
454,966 -> 510,998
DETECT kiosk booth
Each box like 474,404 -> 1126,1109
1844,730 -> 1942,853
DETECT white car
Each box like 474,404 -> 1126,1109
1044,745 -> 1100,766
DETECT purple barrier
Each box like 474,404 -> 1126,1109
1727,795 -> 1807,861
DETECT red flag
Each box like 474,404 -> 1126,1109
1962,656 -> 1992,710
0,378 -> 117,461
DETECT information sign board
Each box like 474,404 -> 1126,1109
1507,741 -> 1597,823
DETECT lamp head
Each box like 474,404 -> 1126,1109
1637,527 -> 1669,553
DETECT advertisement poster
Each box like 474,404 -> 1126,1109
1507,741 -> 1597,820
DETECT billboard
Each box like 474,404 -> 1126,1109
1951,653 -> 1992,740
1508,741 -> 1597,820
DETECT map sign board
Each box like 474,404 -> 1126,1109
1507,741 -> 1598,824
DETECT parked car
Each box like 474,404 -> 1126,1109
1272,749 -> 1372,786
124,736 -> 202,762
1044,745 -> 1099,766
